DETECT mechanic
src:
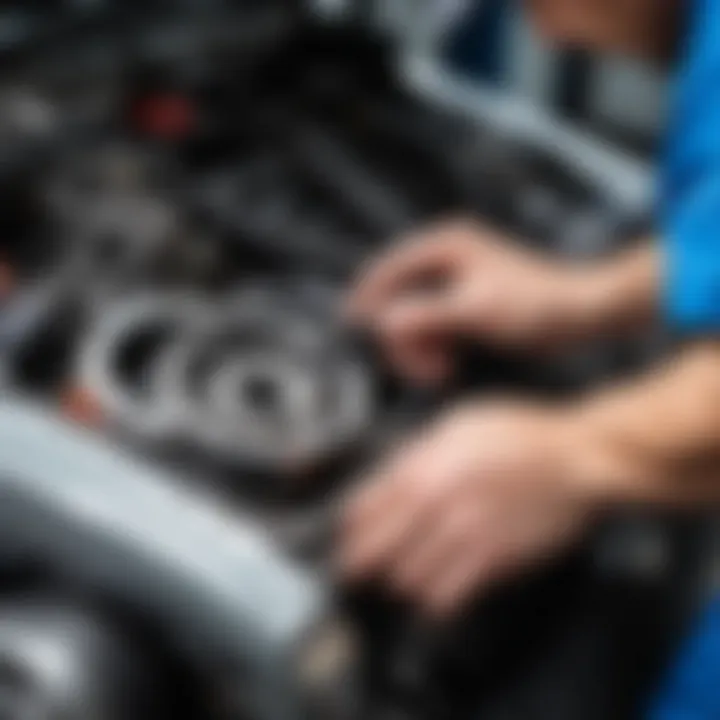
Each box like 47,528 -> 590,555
339,1 -> 720,717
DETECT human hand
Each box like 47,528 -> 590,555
339,400 -> 601,615
347,220 -> 609,385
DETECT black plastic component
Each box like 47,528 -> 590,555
292,123 -> 418,237
0,594 -> 167,720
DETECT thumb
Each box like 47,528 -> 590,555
381,296 -> 462,340
378,297 -> 461,385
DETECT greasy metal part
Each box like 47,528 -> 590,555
293,124 -> 417,236
0,596 -> 161,720
73,281 -> 374,477
0,397 -> 342,720
42,142 -> 198,299
208,353 -> 323,455
194,164 -> 368,275
295,616 -> 361,720
70,194 -> 181,280
155,285 -> 375,477
207,351 -> 371,469
0,87 -> 58,143
75,292 -> 210,441
45,142 -> 165,214
0,85 -> 63,175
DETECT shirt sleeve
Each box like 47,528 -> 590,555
661,0 -> 720,333
648,598 -> 720,720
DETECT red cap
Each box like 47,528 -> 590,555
131,93 -> 198,141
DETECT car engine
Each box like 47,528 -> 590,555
0,3 -> 713,720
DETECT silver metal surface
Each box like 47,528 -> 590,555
156,286 -> 375,473
72,194 -> 180,272
76,292 -> 210,441
43,143 -> 188,302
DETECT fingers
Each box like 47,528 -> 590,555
391,502 -> 482,594
425,546 -> 490,616
347,233 -> 466,321
381,296 -> 459,338
340,438 -> 453,580
346,224 -> 486,384
336,396 -> 590,619
342,486 -> 498,617
389,499 -> 506,616
341,483 -> 583,617
379,297 -> 460,383
415,498 -> 588,616
384,336 -> 451,385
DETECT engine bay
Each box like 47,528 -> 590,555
0,3 -> 712,720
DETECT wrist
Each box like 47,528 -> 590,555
562,244 -> 661,340
555,401 -> 659,508
558,342 -> 720,509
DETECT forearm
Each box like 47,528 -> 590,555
570,240 -> 661,340
571,341 -> 720,506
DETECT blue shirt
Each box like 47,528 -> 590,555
648,3 -> 720,716
662,0 -> 720,332
649,597 -> 720,719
